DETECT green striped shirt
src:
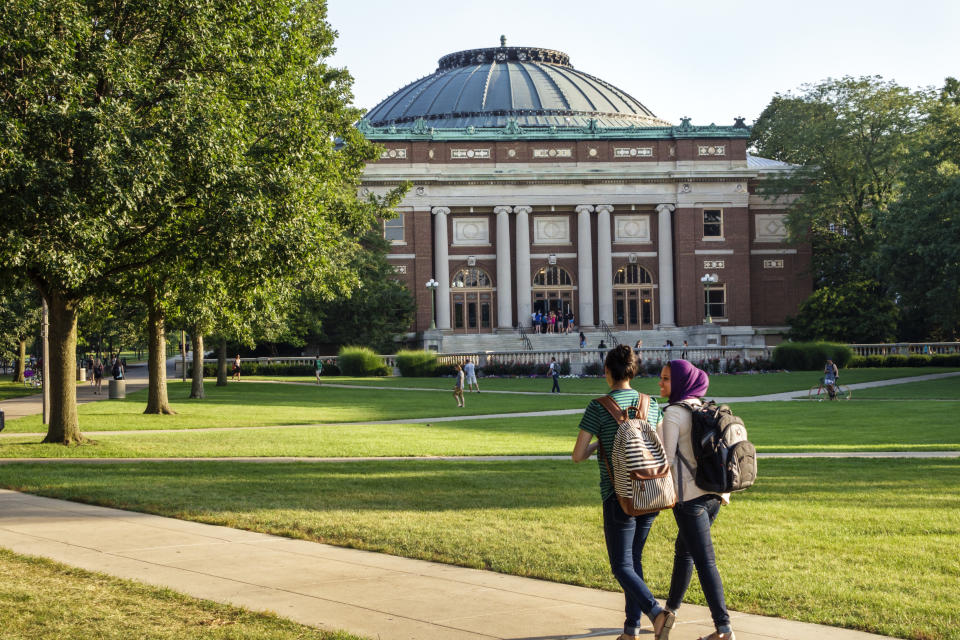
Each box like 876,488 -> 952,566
577,388 -> 663,501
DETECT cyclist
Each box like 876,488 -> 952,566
823,359 -> 839,400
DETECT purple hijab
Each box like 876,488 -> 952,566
668,359 -> 709,404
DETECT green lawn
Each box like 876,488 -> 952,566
852,376 -> 960,399
0,548 -> 364,640
3,400 -> 959,457
2,381 -> 588,433
264,367 -> 959,397
0,380 -> 42,402
0,458 -> 954,640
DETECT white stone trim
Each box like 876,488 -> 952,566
447,254 -> 497,261
533,215 -> 571,244
755,213 -> 788,242
750,249 -> 798,255
611,252 -> 658,258
452,217 -> 490,245
694,249 -> 735,255
386,254 -> 416,260
614,214 -> 651,243
529,253 -> 577,259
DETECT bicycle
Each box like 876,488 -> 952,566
808,377 -> 851,401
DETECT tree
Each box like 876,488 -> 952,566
786,280 -> 898,343
751,77 -> 929,286
0,279 -> 40,382
0,0 -> 386,443
880,78 -> 960,340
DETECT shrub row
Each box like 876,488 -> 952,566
337,346 -> 390,377
772,342 -> 853,370
479,359 -> 571,377
189,361 -> 341,377
395,350 -> 438,377
848,353 -> 960,368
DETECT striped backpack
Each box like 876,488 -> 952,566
595,394 -> 677,516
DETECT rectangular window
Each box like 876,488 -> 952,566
383,213 -> 404,243
703,209 -> 723,238
704,285 -> 726,320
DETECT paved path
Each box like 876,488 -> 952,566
0,451 -> 957,465
0,489 -> 893,640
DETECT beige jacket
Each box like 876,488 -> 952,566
657,399 -> 730,504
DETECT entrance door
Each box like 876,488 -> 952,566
452,291 -> 493,333
614,287 -> 654,329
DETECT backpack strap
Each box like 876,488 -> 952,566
595,393 -> 650,423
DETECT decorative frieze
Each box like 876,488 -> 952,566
450,148 -> 491,159
763,259 -> 784,269
614,147 -> 653,158
698,145 -> 725,156
393,265 -> 407,274
533,216 -> 570,244
532,148 -> 572,158
379,148 -> 407,159
614,215 -> 651,243
755,213 -> 788,242
452,217 -> 490,245
703,260 -> 725,269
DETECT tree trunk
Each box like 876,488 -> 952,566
42,292 -> 83,444
190,332 -> 205,399
11,339 -> 26,382
216,338 -> 228,386
144,289 -> 176,415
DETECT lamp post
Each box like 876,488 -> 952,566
425,279 -> 439,330
700,273 -> 719,324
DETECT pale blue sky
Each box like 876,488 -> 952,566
326,0 -> 959,126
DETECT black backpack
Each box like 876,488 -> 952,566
676,401 -> 757,493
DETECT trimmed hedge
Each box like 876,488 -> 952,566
338,346 -> 390,377
846,353 -> 960,368
480,359 -> 571,377
188,361 -> 339,377
772,342 -> 853,370
396,350 -> 438,377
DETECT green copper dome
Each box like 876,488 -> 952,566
362,42 -> 671,130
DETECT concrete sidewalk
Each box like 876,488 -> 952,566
0,489 -> 891,640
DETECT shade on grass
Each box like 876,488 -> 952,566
0,548 -> 365,640
1,381 -> 588,434
2,400 -> 958,457
0,380 -> 45,402
0,458 -> 954,640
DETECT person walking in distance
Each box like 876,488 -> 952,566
93,358 -> 104,395
231,354 -> 242,382
453,364 -> 465,407
657,359 -> 735,640
464,358 -> 480,392
549,357 -> 561,393
572,345 -> 673,640
314,356 -> 323,384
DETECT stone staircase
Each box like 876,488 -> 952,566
440,327 -> 694,354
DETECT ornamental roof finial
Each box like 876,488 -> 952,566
500,35 -> 506,47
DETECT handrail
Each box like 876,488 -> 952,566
517,325 -> 533,351
598,320 -> 620,347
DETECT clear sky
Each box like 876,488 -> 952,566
326,0 -> 959,126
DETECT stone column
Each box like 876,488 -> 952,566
656,203 -> 676,327
595,205 -> 614,326
576,205 -> 595,328
432,207 -> 451,330
494,206 -> 513,329
514,206 -> 533,327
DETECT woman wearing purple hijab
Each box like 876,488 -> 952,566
656,360 -> 734,640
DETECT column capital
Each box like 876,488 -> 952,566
431,206 -> 450,216
513,205 -> 533,215
575,205 -> 595,214
656,203 -> 676,214
595,204 -> 615,215
493,205 -> 513,215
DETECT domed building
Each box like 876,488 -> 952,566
357,38 -> 809,351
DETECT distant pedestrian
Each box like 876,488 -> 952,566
87,356 -> 94,387
531,311 -> 538,332
464,359 -> 479,392
453,364 -> 465,407
567,312 -> 575,333
549,357 -> 560,393
314,356 -> 323,384
232,354 -> 241,382
111,355 -> 124,380
579,332 -> 587,349
93,358 -> 104,394
681,340 -> 689,360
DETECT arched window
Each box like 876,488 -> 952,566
533,266 -> 573,287
452,267 -> 492,289
614,264 -> 653,285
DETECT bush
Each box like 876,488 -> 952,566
337,346 -> 390,377
582,362 -> 604,376
906,354 -> 932,367
884,354 -> 909,367
396,350 -> 438,377
863,354 -> 885,367
480,359 -> 570,377
932,353 -> 960,367
848,355 -> 866,368
772,341 -> 853,370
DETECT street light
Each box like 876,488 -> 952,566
700,273 -> 719,324
425,279 -> 440,330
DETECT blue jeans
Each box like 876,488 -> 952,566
666,495 -> 731,634
551,373 -> 560,392
602,496 -> 664,635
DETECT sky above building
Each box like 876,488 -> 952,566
326,0 -> 959,127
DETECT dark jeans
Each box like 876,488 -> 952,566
666,495 -> 731,634
602,496 -> 664,635
551,373 -> 560,393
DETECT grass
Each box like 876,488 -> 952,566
0,379 -> 43,402
2,400 -> 960,457
1,381 -> 588,434
0,458 -> 955,640
0,547 -> 365,640
262,367 -> 960,397
852,376 -> 960,399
